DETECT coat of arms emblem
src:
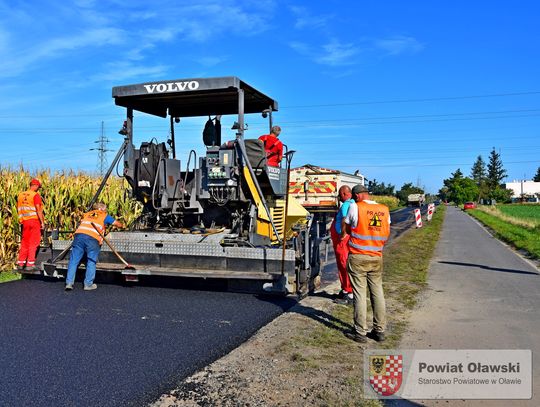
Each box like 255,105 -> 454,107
369,355 -> 403,396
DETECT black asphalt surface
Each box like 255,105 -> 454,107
0,206 -> 420,407
0,279 -> 295,407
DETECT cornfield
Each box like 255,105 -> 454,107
372,195 -> 400,211
0,167 -> 142,271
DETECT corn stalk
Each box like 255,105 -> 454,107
0,167 -> 141,271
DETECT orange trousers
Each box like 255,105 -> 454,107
17,219 -> 41,268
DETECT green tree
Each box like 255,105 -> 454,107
368,179 -> 395,195
438,186 -> 449,202
470,155 -> 489,202
533,167 -> 540,182
396,182 -> 424,204
487,147 -> 507,188
470,155 -> 486,184
441,168 -> 479,204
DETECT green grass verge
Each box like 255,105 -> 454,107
285,205 -> 446,405
0,271 -> 21,283
468,209 -> 540,259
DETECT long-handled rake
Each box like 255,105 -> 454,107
91,223 -> 135,271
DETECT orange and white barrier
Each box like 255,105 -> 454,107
427,203 -> 435,221
414,208 -> 423,228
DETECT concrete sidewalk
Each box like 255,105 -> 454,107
397,206 -> 539,407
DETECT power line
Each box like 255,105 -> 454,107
0,90 -> 540,119
1,108 -> 540,133
282,91 -> 540,108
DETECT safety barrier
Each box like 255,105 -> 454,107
427,203 -> 435,221
414,208 -> 423,228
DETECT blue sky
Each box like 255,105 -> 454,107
1,0 -> 539,193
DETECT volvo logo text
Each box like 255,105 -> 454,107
143,81 -> 200,94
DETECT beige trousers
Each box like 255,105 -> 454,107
347,253 -> 386,335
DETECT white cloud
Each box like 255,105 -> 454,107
197,56 -> 228,67
316,40 -> 359,66
289,39 -> 359,67
289,5 -> 333,30
90,61 -> 169,82
375,35 -> 424,56
38,28 -> 126,57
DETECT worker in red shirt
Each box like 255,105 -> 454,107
259,125 -> 283,167
17,178 -> 45,271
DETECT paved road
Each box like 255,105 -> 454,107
0,207 -> 418,407
397,206 -> 539,406
0,279 -> 295,407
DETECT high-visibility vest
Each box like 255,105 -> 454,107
17,190 -> 39,223
348,201 -> 390,257
75,210 -> 108,244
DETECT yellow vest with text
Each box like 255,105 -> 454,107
17,190 -> 39,223
348,201 -> 390,257
75,210 -> 107,244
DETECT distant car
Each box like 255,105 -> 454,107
463,202 -> 477,210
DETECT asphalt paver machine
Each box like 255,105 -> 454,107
40,77 -> 323,295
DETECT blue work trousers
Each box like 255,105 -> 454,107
66,233 -> 101,286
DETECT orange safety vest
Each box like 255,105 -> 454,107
348,201 -> 390,257
17,190 -> 39,223
75,210 -> 108,244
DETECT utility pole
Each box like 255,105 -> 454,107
90,121 -> 111,176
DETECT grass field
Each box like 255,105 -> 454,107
498,204 -> 540,224
469,204 -> 540,260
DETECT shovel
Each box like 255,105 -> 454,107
91,223 -> 135,271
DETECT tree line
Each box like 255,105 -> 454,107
438,148 -> 515,204
368,179 -> 428,205
367,150 -> 540,206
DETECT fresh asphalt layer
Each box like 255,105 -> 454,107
0,206 -> 418,407
0,279 -> 296,407
397,206 -> 539,407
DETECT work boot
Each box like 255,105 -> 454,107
83,283 -> 97,291
345,330 -> 367,343
65,284 -> 74,291
367,330 -> 386,342
334,292 -> 354,305
16,265 -> 24,271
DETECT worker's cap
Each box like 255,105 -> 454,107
30,178 -> 41,187
352,184 -> 368,194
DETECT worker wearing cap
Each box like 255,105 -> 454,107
330,185 -> 354,305
259,125 -> 283,167
16,178 -> 45,271
65,202 -> 124,291
343,184 -> 391,343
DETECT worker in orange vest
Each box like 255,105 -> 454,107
343,184 -> 391,343
16,178 -> 45,271
258,125 -> 283,167
65,202 -> 124,291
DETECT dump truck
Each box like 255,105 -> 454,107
288,165 -> 366,247
407,193 -> 426,207
33,77 -> 323,295
289,164 -> 365,213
